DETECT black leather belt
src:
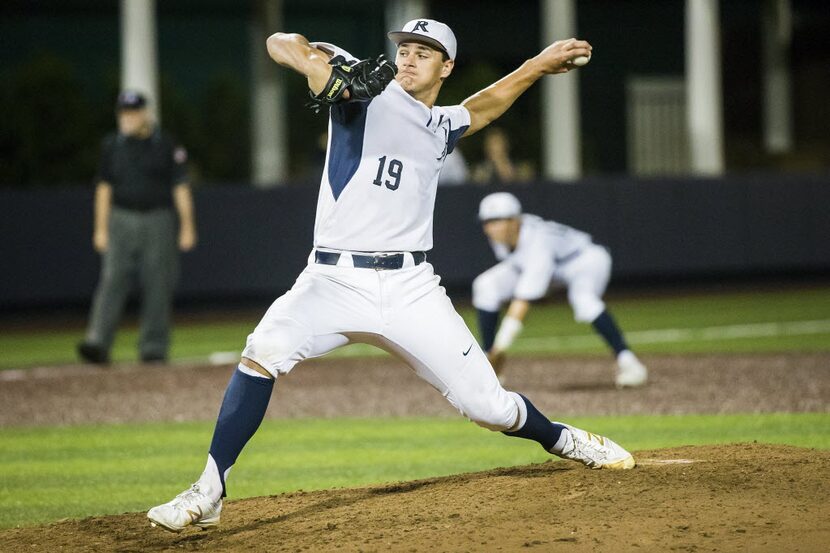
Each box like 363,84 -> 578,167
314,250 -> 426,270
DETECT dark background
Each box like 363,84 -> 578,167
1,0 -> 829,310
2,0 -> 828,185
2,175 -> 828,308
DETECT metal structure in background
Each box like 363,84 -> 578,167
120,0 -> 159,120
385,0 -> 428,61
250,0 -> 287,187
104,0 -> 801,183
685,0 -> 725,175
627,77 -> 689,175
541,0 -> 582,181
762,0 -> 794,154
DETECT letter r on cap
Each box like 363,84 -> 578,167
412,20 -> 429,32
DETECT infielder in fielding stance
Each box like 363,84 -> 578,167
474,192 -> 648,388
148,19 -> 635,532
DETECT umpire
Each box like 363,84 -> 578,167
77,90 -> 196,364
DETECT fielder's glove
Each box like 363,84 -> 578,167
306,54 -> 397,113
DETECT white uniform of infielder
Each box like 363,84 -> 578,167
148,19 -> 635,533
474,192 -> 648,387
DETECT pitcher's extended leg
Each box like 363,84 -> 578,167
203,359 -> 274,499
146,359 -> 272,533
382,278 -> 635,470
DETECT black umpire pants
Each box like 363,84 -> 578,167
84,206 -> 179,359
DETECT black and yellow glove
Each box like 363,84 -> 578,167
306,54 -> 397,113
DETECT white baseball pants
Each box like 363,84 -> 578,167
472,244 -> 612,323
242,252 -> 524,432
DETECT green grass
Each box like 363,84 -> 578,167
2,287 -> 827,530
501,286 -> 830,354
1,413 -> 828,529
0,320 -> 253,370
2,286 -> 830,369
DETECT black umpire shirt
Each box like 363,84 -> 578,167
97,129 -> 189,211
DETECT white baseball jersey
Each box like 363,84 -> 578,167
489,214 -> 593,300
242,43 -> 525,433
312,45 -> 470,252
475,214 -> 611,322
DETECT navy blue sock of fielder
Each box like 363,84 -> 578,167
591,310 -> 630,355
477,309 -> 500,352
503,393 -> 567,452
208,366 -> 273,497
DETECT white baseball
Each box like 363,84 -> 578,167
572,54 -> 591,67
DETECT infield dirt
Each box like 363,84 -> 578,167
1,353 -> 829,552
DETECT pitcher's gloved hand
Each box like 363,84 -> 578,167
307,54 -> 397,113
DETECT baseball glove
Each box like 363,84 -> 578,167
306,54 -> 397,113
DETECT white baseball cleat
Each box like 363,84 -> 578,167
147,483 -> 222,532
615,350 -> 648,388
553,423 -> 636,470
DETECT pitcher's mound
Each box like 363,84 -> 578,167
1,443 -> 827,552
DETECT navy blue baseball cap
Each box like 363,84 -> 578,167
116,90 -> 147,110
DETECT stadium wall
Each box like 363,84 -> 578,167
1,175 -> 828,308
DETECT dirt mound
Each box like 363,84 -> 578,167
2,443 -> 827,552
2,353 -> 828,550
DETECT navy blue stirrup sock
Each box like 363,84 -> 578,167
477,309 -> 500,351
208,368 -> 274,497
503,394 -> 566,452
591,310 -> 629,355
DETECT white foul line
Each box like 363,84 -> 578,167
517,319 -> 830,351
201,318 -> 830,364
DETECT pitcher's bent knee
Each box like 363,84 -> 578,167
241,317 -> 311,377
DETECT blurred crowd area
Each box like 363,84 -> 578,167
0,57 -> 252,187
0,51 -> 540,188
1,0 -> 829,188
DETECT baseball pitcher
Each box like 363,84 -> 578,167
474,192 -> 648,387
148,19 -> 635,533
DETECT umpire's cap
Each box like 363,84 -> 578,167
479,192 -> 522,221
388,19 -> 457,60
116,90 -> 148,110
